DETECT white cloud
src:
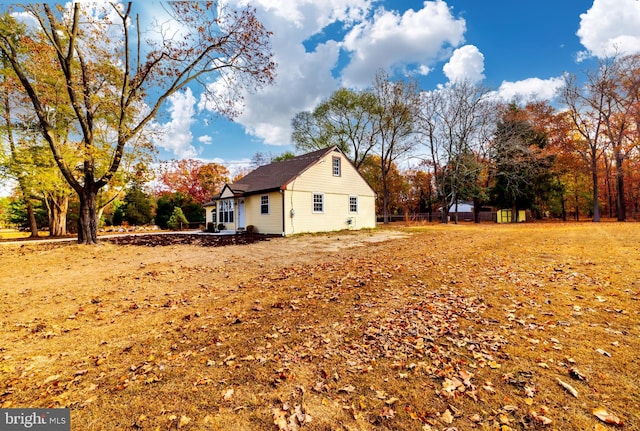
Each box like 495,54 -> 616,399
204,0 -> 468,146
198,135 -> 213,145
442,45 -> 485,84
577,0 -> 640,59
341,0 -> 466,87
496,76 -> 566,102
201,1 -> 360,146
152,88 -> 198,158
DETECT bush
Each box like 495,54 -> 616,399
206,222 -> 215,232
167,207 -> 189,231
245,225 -> 257,234
217,223 -> 225,231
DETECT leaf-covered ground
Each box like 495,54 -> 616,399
0,223 -> 638,430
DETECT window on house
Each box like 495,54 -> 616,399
260,195 -> 269,214
349,195 -> 358,213
219,199 -> 234,223
313,193 -> 324,213
332,157 -> 341,176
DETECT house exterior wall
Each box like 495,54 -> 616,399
282,150 -> 376,235
244,191 -> 284,235
204,148 -> 376,236
204,205 -> 215,226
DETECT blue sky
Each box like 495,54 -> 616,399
152,0 -> 640,175
8,0 -> 640,181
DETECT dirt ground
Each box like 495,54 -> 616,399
0,224 -> 638,431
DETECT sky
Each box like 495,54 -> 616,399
4,0 -> 640,187
147,0 -> 640,175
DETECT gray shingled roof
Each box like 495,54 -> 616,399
223,146 -> 338,198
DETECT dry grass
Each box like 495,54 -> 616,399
0,223 -> 638,431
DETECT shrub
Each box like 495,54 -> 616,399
217,223 -> 226,231
245,225 -> 257,234
167,207 -> 189,231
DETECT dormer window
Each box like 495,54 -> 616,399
332,156 -> 341,176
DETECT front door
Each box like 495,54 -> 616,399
238,199 -> 245,230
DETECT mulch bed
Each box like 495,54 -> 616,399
103,232 -> 274,247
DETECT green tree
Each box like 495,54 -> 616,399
167,207 -> 189,231
291,88 -> 378,169
0,3 -> 274,244
123,185 -> 153,226
154,192 -> 204,229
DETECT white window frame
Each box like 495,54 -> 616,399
332,157 -> 341,177
349,195 -> 358,213
219,199 -> 234,224
312,193 -> 324,213
260,194 -> 269,215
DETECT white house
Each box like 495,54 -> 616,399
203,146 -> 377,236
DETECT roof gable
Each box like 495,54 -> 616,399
226,146 -> 339,195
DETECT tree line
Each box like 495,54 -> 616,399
2,3 -> 640,242
292,59 -> 640,224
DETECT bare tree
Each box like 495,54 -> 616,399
417,81 -> 495,223
562,69 -> 612,222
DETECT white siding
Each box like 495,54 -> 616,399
283,150 -> 376,235
244,191 -> 284,235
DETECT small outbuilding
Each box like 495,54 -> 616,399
203,146 -> 376,236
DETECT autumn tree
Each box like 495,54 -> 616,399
0,2 -> 274,244
490,104 -> 554,221
602,54 -> 640,220
359,154 -> 406,218
403,167 -> 436,220
158,159 -> 230,205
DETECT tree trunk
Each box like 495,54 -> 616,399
473,197 -> 481,224
615,152 -> 626,221
591,159 -> 601,222
25,199 -> 39,238
77,188 -> 99,244
48,194 -> 69,237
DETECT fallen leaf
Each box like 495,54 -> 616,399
272,408 -> 287,430
569,367 -> 587,381
593,406 -> 624,425
178,415 -> 190,428
557,378 -> 578,398
381,407 -> 395,419
43,374 -> 60,385
338,384 -> 355,393
530,409 -> 552,425
385,397 -> 399,406
222,388 -> 234,401
441,409 -> 454,424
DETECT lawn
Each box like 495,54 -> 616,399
0,223 -> 638,430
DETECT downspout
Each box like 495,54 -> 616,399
280,189 -> 285,236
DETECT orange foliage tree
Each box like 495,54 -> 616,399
157,159 -> 229,205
